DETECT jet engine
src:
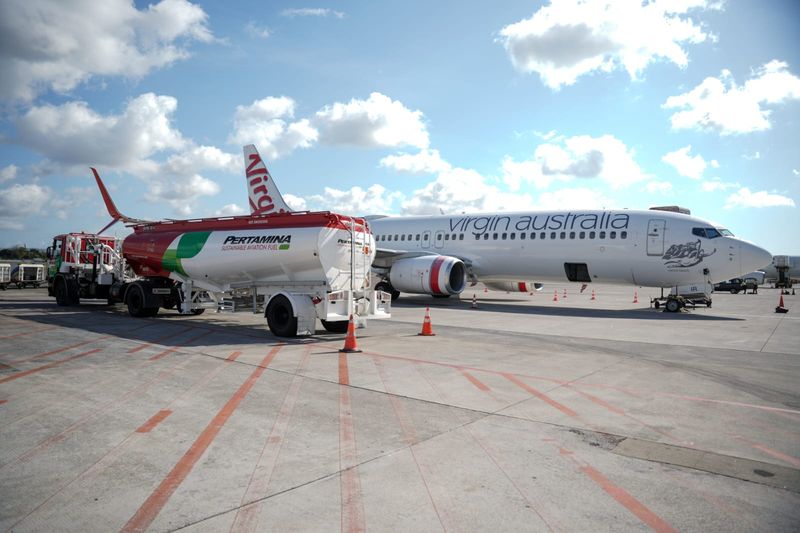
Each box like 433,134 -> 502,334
388,255 -> 467,296
483,281 -> 544,292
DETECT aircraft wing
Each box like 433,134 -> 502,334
373,247 -> 474,271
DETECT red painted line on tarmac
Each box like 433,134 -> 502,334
358,348 -> 800,417
1,352 -> 198,470
337,352 -> 365,533
8,348 -> 249,531
0,348 -> 102,385
148,330 -> 215,361
503,373 -> 578,418
226,350 -> 242,361
135,410 -> 173,434
121,345 -> 283,533
550,441 -> 677,533
338,352 -> 350,386
231,347 -> 311,533
127,327 -> 195,354
0,399 -> 7,405
579,462 -> 677,533
750,443 -> 800,468
0,325 -> 59,340
460,369 -> 491,392
7,336 -> 109,365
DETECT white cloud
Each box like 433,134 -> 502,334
17,93 -> 186,167
503,134 -> 649,190
793,169 -> 799,177
701,178 -> 738,192
401,167 -> 534,215
379,149 -> 451,174
163,145 -> 239,176
214,203 -> 246,216
314,93 -> 429,149
664,60 -> 800,135
229,96 -> 319,160
15,93 -> 241,216
0,0 -> 213,102
50,186 -> 93,220
0,183 -> 52,229
0,164 -> 18,183
498,0 -> 712,89
283,193 -> 308,211
281,8 -> 345,19
245,20 -> 270,39
724,187 -> 795,208
645,181 -> 673,194
309,185 -> 402,215
147,174 -> 220,216
661,145 -> 707,179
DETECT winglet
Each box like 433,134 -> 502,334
92,167 -> 153,233
244,144 -> 293,215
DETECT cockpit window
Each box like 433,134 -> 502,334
718,228 -> 734,236
692,227 -> 726,239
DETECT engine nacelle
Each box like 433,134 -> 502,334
483,281 -> 543,292
389,255 -> 467,296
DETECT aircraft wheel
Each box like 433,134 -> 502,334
321,319 -> 348,333
665,299 -> 681,313
266,295 -> 297,337
376,281 -> 400,301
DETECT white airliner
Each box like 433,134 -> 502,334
241,145 -> 772,308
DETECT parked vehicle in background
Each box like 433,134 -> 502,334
0,263 -> 10,290
713,278 -> 746,294
744,277 -> 759,293
10,263 -> 45,288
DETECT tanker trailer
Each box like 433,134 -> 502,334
118,212 -> 391,336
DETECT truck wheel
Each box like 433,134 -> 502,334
321,319 -> 348,333
54,279 -> 69,306
127,284 -> 158,317
266,295 -> 297,337
665,299 -> 681,313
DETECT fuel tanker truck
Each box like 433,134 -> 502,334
48,168 -> 391,337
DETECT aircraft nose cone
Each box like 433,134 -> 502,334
740,242 -> 772,273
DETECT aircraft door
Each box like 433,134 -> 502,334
434,230 -> 445,249
422,231 -> 431,249
647,219 -> 666,256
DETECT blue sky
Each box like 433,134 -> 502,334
0,0 -> 798,255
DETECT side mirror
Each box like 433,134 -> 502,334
46,246 -> 53,260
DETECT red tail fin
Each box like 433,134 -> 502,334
92,168 -> 152,232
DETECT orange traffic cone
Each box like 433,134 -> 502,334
591,289 -> 596,301
553,290 -> 558,302
633,291 -> 639,304
418,307 -> 436,336
776,294 -> 788,313
339,314 -> 362,352
563,288 -> 567,299
471,294 -> 478,309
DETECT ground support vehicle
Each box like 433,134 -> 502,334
0,263 -> 10,290
774,256 -> 794,289
651,282 -> 712,312
10,263 -> 45,288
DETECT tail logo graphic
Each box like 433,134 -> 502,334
247,152 -> 282,214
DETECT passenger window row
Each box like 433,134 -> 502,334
375,231 -> 628,242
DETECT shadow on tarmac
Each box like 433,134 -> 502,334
393,296 -> 742,321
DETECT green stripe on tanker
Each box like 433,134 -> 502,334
162,232 -> 211,276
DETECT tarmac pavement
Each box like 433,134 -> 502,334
0,284 -> 798,532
